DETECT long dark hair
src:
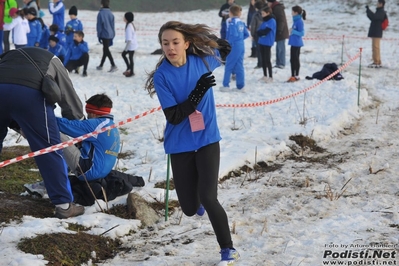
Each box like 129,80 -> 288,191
292,5 -> 306,20
145,21 -> 220,97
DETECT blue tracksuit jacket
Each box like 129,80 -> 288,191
48,0 -> 65,31
56,115 -> 120,181
49,43 -> 66,58
27,19 -> 42,47
63,40 -> 89,65
65,18 -> 84,47
39,25 -> 50,49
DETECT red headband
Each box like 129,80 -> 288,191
85,103 -> 111,115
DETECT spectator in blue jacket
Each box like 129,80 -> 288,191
220,4 -> 249,92
49,23 -> 67,47
257,6 -> 276,82
96,0 -> 117,72
26,7 -> 42,47
287,5 -> 306,82
64,30 -> 89,77
48,0 -> 65,31
48,35 -> 66,63
65,6 -> 83,49
38,17 -> 50,49
57,93 -> 120,182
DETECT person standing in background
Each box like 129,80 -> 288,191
250,0 -> 266,69
247,0 -> 257,58
3,0 -> 17,52
26,7 -> 42,47
65,6 -> 83,49
267,0 -> 289,69
257,6 -> 276,83
366,0 -> 386,68
96,0 -> 117,72
218,0 -> 234,39
23,0 -> 38,14
0,0 -> 5,55
220,4 -> 249,92
48,0 -> 65,31
3,8 -> 30,49
121,11 -> 137,77
287,5 -> 306,82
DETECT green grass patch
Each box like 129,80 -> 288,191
0,146 -> 42,194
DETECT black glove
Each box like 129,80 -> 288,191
188,72 -> 216,106
366,5 -> 369,9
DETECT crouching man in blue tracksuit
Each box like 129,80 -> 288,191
57,93 -> 120,182
64,31 -> 89,77
0,47 -> 85,219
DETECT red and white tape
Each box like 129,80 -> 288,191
0,51 -> 361,168
0,106 -> 161,168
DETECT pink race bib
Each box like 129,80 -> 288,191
188,110 -> 205,132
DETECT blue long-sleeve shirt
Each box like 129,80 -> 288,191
288,14 -> 305,47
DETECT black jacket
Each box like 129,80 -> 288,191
367,6 -> 385,38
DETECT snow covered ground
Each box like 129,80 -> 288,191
1,0 -> 399,265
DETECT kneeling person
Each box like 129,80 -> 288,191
64,30 -> 89,77
57,94 -> 120,182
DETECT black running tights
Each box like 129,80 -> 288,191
122,50 -> 135,73
170,142 -> 233,249
290,46 -> 301,77
259,44 -> 272,78
99,38 -> 115,67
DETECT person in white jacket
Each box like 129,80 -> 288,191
4,8 -> 30,48
121,12 -> 138,78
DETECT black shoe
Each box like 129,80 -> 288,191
82,71 -> 87,77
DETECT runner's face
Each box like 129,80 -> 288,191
161,29 -> 189,67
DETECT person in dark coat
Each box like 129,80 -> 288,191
267,0 -> 289,69
247,0 -> 257,57
366,0 -> 386,68
0,47 -> 85,219
218,0 -> 234,39
250,0 -> 266,69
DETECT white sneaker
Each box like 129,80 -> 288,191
259,77 -> 273,83
24,181 -> 48,198
219,86 -> 231,92
264,77 -> 273,83
236,87 -> 246,93
108,65 -> 118,72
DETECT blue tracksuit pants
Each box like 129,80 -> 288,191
0,84 -> 74,205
